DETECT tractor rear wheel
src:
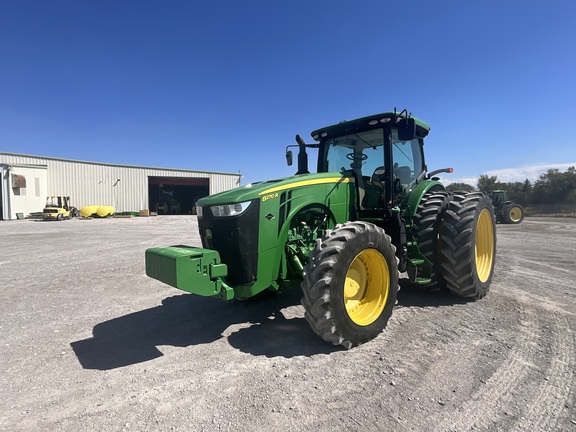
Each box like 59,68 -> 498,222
502,203 -> 524,224
301,221 -> 398,349
440,192 -> 496,299
413,189 -> 452,291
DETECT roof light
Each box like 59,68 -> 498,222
321,132 -> 328,137
368,119 -> 378,126
380,118 -> 391,123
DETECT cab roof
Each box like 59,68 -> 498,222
311,111 -> 431,141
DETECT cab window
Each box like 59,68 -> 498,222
392,130 -> 424,187
325,129 -> 385,178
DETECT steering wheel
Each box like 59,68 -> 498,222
346,152 -> 368,161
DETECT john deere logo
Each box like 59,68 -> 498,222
205,229 -> 212,239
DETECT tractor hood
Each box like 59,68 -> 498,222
196,172 -> 350,206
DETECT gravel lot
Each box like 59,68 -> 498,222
1,216 -> 575,431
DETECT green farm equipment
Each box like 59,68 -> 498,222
146,110 -> 497,348
490,190 -> 524,224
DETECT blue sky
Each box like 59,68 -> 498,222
1,1 -> 575,187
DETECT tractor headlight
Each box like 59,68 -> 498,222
210,201 -> 252,217
196,206 -> 203,218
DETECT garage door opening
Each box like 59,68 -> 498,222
148,176 -> 209,215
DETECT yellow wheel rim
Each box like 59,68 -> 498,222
475,209 -> 495,283
509,206 -> 522,222
344,249 -> 389,326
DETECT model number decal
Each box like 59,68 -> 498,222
262,192 -> 279,202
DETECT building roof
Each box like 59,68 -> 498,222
0,152 -> 241,177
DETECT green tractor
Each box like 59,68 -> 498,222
489,190 -> 524,224
146,110 -> 496,348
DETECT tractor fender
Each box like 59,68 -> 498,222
403,179 -> 446,218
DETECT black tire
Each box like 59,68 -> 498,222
501,203 -> 524,224
301,221 -> 398,349
440,192 -> 496,299
57,214 -> 63,221
413,189 -> 452,290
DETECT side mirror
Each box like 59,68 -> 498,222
397,118 -> 416,141
286,150 -> 293,166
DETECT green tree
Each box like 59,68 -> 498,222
532,167 -> 576,205
446,182 -> 475,192
476,175 -> 499,193
505,181 -> 529,204
567,167 -> 576,204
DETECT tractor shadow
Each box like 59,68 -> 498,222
396,279 -> 472,308
70,287 -> 337,370
70,281 -> 470,370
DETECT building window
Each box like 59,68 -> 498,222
12,174 -> 27,188
11,174 -> 27,196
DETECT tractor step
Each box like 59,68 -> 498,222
407,258 -> 432,285
414,277 -> 432,285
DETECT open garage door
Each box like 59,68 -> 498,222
148,176 -> 209,215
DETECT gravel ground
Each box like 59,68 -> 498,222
0,216 -> 575,431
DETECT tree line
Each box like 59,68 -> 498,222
446,166 -> 576,206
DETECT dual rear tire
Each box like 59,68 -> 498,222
440,192 -> 496,299
413,190 -> 452,290
413,191 -> 496,298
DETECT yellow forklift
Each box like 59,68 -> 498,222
42,196 -> 79,221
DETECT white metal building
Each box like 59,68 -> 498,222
0,152 -> 241,220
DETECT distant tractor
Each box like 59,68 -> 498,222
43,196 -> 79,221
146,110 -> 497,349
490,190 -> 524,224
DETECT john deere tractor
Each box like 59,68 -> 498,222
490,190 -> 524,224
146,110 -> 496,348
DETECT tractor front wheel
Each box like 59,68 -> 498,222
301,221 -> 398,349
440,192 -> 496,299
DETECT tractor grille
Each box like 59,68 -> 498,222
198,199 -> 260,286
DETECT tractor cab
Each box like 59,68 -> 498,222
490,190 -> 507,205
317,125 -> 425,213
288,111 -> 429,217
286,111 -> 434,272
